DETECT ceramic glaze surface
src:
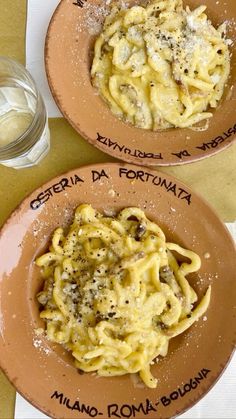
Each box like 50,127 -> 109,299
0,163 -> 235,418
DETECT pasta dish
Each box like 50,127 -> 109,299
91,0 -> 231,130
36,204 -> 211,388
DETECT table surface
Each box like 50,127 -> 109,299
0,1 -> 236,418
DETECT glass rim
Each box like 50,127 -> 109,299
0,56 -> 45,154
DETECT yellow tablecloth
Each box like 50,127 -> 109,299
0,1 -> 235,418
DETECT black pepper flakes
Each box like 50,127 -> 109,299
78,369 -> 84,375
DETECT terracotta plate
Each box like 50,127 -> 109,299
0,162 -> 235,419
45,0 -> 236,166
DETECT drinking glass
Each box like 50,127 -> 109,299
0,56 -> 50,169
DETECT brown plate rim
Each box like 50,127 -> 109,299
44,0 -> 236,167
0,162 -> 235,418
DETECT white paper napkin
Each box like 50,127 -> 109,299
26,0 -> 61,117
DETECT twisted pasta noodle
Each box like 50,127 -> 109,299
36,204 -> 211,388
91,0 -> 231,130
